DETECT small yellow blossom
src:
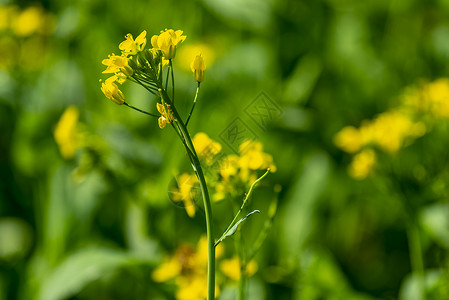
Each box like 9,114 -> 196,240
172,173 -> 198,217
370,110 -> 425,153
119,30 -> 147,55
211,140 -> 276,201
54,106 -> 81,159
156,102 -> 174,128
218,155 -> 239,181
334,126 -> 362,153
11,6 -> 43,37
152,236 -> 223,300
100,75 -> 125,105
239,140 -> 276,172
102,53 -> 133,78
348,149 -> 376,179
422,78 -> 449,118
151,29 -> 186,59
220,256 -> 258,281
191,54 -> 206,83
193,132 -> 221,164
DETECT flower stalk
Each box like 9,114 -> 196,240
100,29 -> 273,300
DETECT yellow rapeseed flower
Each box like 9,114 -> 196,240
211,140 -> 275,201
191,54 -> 206,83
220,256 -> 258,281
334,126 -> 362,153
218,154 -> 239,181
12,6 -> 43,37
102,53 -> 133,78
172,173 -> 198,217
119,30 -> 147,55
100,75 -> 125,105
151,29 -> 186,59
156,102 -> 174,128
370,110 -> 425,153
193,132 -> 221,164
424,78 -> 449,118
239,140 -> 276,172
152,236 -> 223,300
54,106 -> 81,159
348,149 -> 376,179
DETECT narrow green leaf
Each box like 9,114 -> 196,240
224,210 -> 260,238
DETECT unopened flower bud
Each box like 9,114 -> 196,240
190,54 -> 206,83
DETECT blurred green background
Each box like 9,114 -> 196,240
1,0 -> 449,299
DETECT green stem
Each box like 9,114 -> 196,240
231,199 -> 246,300
186,83 -> 200,127
169,59 -> 175,105
159,86 -> 215,300
178,119 -> 215,300
215,169 -> 271,247
123,102 -> 158,117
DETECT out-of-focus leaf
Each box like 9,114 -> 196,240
37,247 -> 142,300
284,54 -> 322,105
201,0 -> 273,30
420,203 -> 449,248
399,270 -> 449,300
0,218 -> 33,262
280,153 -> 330,257
125,200 -> 162,259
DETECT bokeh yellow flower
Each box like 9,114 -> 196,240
100,75 -> 125,105
152,236 -> 223,300
151,29 -> 186,59
220,255 -> 258,281
191,54 -> 206,83
211,139 -> 276,201
172,173 -> 198,217
334,126 -> 362,153
239,140 -> 276,173
369,110 -> 426,153
54,106 -> 82,159
119,30 -> 147,55
193,132 -> 221,165
348,149 -> 376,180
12,6 -> 43,37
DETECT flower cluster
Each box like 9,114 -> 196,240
194,133 -> 276,202
152,236 -> 224,299
100,29 -> 206,128
170,133 -> 275,217
335,78 -> 449,179
212,140 -> 276,202
171,173 -> 199,218
152,236 -> 257,300
0,4 -> 55,70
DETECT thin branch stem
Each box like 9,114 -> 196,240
165,64 -> 170,91
169,59 -> 175,104
215,168 -> 271,247
123,102 -> 158,117
186,83 -> 200,126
